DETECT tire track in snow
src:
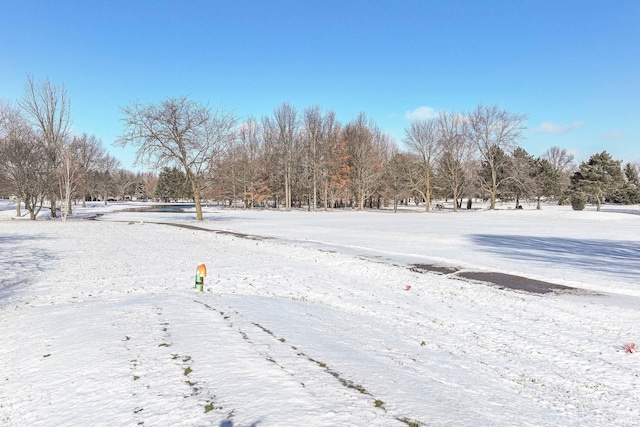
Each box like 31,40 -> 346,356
194,299 -> 424,427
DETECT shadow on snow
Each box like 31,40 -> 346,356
0,234 -> 56,301
469,234 -> 640,279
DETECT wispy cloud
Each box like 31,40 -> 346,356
405,106 -> 437,121
600,130 -> 623,139
534,121 -> 584,134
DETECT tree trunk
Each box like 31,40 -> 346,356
50,196 -> 57,217
425,170 -> 431,212
323,181 -> 328,211
490,168 -> 497,209
285,167 -> 291,212
312,170 -> 317,212
194,194 -> 203,220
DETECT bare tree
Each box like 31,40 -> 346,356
0,101 -> 25,215
343,113 -> 387,210
311,110 -> 342,210
71,134 -> 106,207
94,154 -> 120,204
58,143 -> 81,219
0,127 -> 49,219
18,76 -> 72,217
542,146 -> 575,199
436,111 -> 472,211
466,104 -> 527,209
403,118 -> 441,211
237,117 -> 266,208
272,103 -> 299,211
381,145 -> 413,212
321,120 -> 349,210
215,118 -> 264,209
113,169 -> 138,201
117,96 -> 237,220
302,106 -> 341,211
303,106 -> 323,211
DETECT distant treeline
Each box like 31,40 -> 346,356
1,78 -> 638,219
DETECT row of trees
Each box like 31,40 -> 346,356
206,103 -> 638,214
2,78 -> 639,220
0,77 -> 161,219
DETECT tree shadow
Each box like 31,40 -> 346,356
469,234 -> 640,279
219,420 -> 261,427
0,234 -> 56,301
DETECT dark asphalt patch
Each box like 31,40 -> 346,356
457,271 -> 583,295
410,264 -> 459,275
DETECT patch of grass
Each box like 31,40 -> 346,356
133,375 -> 140,381
204,402 -> 214,413
398,417 -> 422,427
420,341 -> 426,346
186,380 -> 196,387
158,343 -> 171,347
279,338 -> 286,343
374,399 -> 384,408
171,354 -> 179,360
183,355 -> 191,362
184,367 -> 192,376
253,323 -> 275,337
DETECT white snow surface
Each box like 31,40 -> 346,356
1,201 -> 639,426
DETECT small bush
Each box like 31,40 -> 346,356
570,192 -> 587,210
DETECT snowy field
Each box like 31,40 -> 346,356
1,200 -> 639,426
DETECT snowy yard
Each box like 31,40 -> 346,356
1,201 -> 639,426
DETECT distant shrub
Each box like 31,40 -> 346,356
570,192 -> 586,210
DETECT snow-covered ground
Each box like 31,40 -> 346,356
1,200 -> 639,426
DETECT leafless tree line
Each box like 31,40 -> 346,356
3,80 -> 584,220
211,103 -> 577,214
0,77 -> 156,219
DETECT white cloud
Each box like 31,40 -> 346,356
404,106 -> 437,121
535,121 -> 584,134
600,130 -> 623,139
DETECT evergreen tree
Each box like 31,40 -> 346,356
570,151 -> 625,211
155,167 -> 192,202
614,163 -> 640,204
532,157 -> 561,209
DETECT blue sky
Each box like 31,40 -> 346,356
1,0 -> 638,170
